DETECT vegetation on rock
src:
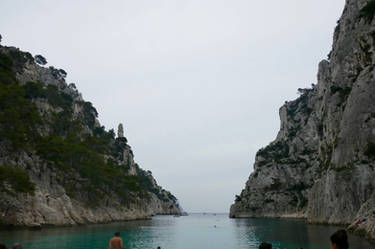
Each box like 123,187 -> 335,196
360,0 -> 375,23
0,52 -> 41,151
0,47 -> 175,206
256,141 -> 290,163
0,166 -> 35,195
34,55 -> 47,65
365,140 -> 375,159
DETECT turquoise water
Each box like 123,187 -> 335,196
0,214 -> 373,249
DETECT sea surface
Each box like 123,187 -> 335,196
0,213 -> 373,249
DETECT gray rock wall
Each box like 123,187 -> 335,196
230,0 -> 375,240
0,46 -> 181,228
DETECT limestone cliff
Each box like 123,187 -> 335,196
0,44 -> 181,228
230,0 -> 375,240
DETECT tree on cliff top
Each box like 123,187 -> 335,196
34,54 -> 47,65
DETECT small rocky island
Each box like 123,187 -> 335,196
230,0 -> 375,241
0,40 -> 181,228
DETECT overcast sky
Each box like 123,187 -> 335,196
1,0 -> 344,213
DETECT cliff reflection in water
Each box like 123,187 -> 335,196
231,217 -> 373,249
0,214 -> 373,249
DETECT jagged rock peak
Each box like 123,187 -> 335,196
118,123 -> 124,138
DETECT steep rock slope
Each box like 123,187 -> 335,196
230,0 -> 375,240
0,44 -> 181,228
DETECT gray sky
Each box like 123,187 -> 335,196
1,0 -> 344,212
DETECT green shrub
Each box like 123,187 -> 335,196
51,111 -> 80,136
332,166 -> 350,172
24,81 -> 46,99
7,49 -> 33,71
287,88 -> 312,118
288,125 -> 302,139
332,163 -> 354,172
167,192 -> 177,202
330,86 -> 352,101
34,55 -> 47,65
267,178 -> 282,191
0,166 -> 35,194
24,82 -> 73,112
317,123 -> 324,137
289,195 -> 298,207
46,85 -> 73,110
80,101 -> 98,128
48,66 -> 67,80
0,78 -> 41,151
287,182 -> 310,192
257,160 -> 269,167
360,0 -> 375,23
0,52 -> 14,73
330,86 -> 341,95
339,87 -> 352,101
250,206 -> 259,212
256,141 -> 289,161
299,196 -> 308,208
36,133 -> 153,201
365,140 -> 375,158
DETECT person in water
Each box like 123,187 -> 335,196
330,229 -> 349,249
259,242 -> 272,249
0,244 -> 8,249
12,243 -> 22,249
108,232 -> 124,249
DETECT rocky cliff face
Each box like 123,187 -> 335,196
0,44 -> 181,228
230,0 -> 375,240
